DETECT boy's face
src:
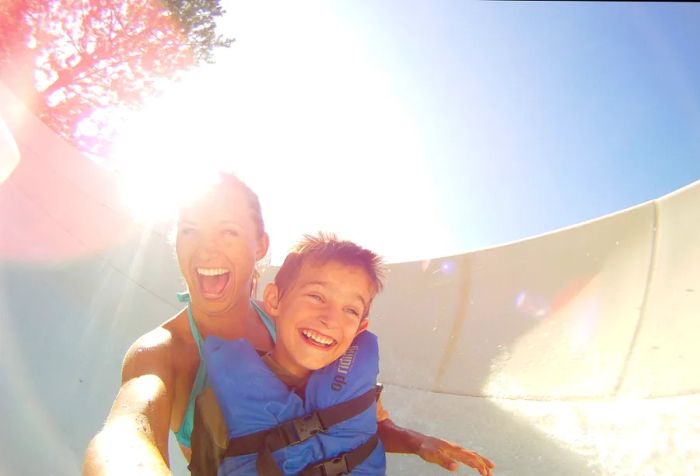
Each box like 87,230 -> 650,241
264,260 -> 374,379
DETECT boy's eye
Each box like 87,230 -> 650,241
222,229 -> 238,237
179,227 -> 196,236
345,307 -> 360,318
308,293 -> 323,302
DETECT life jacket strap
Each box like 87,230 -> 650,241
299,434 -> 379,476
225,385 -> 380,458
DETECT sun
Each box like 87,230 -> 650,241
107,0 -> 453,264
110,77 -> 233,224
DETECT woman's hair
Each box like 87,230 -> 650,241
173,172 -> 265,237
217,172 -> 265,239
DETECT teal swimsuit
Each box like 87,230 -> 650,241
173,293 -> 276,448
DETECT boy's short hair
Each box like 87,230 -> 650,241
274,232 -> 386,313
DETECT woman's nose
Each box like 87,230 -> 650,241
197,232 -> 220,256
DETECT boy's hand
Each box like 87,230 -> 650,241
376,416 -> 494,474
416,435 -> 495,475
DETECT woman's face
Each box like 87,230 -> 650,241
175,185 -> 268,316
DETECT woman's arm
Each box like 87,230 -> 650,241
83,332 -> 175,476
377,412 -> 494,476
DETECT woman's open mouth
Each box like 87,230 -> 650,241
300,328 -> 337,349
196,267 -> 231,298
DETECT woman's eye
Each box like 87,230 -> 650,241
308,293 -> 322,302
222,229 -> 238,237
179,227 -> 196,236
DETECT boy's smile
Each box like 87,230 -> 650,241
265,261 -> 374,379
300,328 -> 336,347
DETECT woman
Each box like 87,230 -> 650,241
83,174 -> 494,476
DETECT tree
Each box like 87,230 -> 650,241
0,0 -> 232,155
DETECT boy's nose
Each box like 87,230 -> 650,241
317,305 -> 342,327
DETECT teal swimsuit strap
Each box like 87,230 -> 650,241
252,300 -> 277,343
174,292 -> 206,448
173,292 -> 276,448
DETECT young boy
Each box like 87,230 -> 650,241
192,234 -> 494,475
199,233 -> 384,475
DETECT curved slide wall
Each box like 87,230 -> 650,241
1,82 -> 698,475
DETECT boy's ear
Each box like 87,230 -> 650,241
355,318 -> 369,335
262,282 -> 281,318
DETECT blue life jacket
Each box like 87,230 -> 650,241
203,331 -> 386,475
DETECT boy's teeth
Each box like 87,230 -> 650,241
302,329 -> 335,346
197,268 -> 229,276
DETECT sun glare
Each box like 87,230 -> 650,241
111,94 -> 226,224
111,0 -> 453,263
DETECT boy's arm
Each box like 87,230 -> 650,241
83,335 -> 174,476
376,401 -> 494,476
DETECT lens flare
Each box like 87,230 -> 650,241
440,260 -> 455,274
515,290 -> 550,318
0,115 -> 20,183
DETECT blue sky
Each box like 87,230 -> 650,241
116,1 -> 700,263
321,2 -> 700,243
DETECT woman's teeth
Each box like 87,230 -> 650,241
197,267 -> 229,276
301,329 -> 335,347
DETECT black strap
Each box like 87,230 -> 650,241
253,411 -> 328,476
225,386 -> 378,458
300,434 -> 379,476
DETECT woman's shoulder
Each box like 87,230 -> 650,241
128,308 -> 185,349
122,309 -> 193,376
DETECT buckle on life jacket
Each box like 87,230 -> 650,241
300,434 -> 379,476
281,411 -> 325,445
307,454 -> 350,476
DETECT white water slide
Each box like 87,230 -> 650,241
1,82 -> 698,476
